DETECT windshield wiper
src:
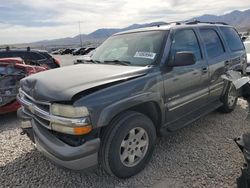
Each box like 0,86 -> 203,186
103,60 -> 131,66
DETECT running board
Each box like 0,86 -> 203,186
160,101 -> 223,136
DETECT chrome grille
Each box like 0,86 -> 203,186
18,89 -> 52,129
17,89 -> 90,129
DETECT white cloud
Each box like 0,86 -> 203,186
0,0 -> 250,44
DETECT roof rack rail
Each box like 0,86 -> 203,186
185,20 -> 229,25
150,20 -> 229,28
152,21 -> 182,28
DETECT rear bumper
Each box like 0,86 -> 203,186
17,108 -> 100,170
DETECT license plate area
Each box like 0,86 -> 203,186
20,120 -> 32,129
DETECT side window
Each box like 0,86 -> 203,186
170,29 -> 202,63
0,52 -> 10,58
220,27 -> 244,51
200,29 -> 225,58
29,52 -> 45,61
13,51 -> 26,59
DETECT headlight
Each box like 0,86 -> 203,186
51,103 -> 89,118
50,104 -> 92,135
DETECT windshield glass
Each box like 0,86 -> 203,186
92,31 -> 167,66
245,42 -> 250,53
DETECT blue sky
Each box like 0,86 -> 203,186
0,0 -> 250,44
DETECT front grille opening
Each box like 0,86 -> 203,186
37,104 -> 50,112
35,116 -> 50,128
52,130 -> 98,147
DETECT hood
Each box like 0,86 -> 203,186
20,64 -> 148,101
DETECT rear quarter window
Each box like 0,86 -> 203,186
220,27 -> 244,51
29,52 -> 46,60
39,52 -> 52,59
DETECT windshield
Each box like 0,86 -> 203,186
245,42 -> 250,53
92,31 -> 167,66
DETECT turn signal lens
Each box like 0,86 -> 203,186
51,123 -> 92,135
73,126 -> 92,135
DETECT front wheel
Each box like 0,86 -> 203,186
100,111 -> 156,178
219,83 -> 238,113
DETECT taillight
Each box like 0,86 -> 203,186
25,67 -> 36,75
41,64 -> 50,70
54,58 -> 61,66
25,66 -> 46,75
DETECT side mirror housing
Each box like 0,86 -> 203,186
169,51 -> 196,67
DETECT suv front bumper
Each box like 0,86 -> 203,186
18,108 -> 100,170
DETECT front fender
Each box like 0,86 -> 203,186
96,92 -> 165,127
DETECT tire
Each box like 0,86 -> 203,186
219,83 -> 238,113
100,111 -> 156,178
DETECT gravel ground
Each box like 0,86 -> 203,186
1,55 -> 250,187
0,99 -> 249,188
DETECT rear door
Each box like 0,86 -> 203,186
163,28 -> 210,130
199,28 -> 229,101
219,27 -> 247,74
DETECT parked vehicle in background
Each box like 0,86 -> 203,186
80,47 -> 96,55
0,48 -> 61,69
74,50 -> 96,64
51,49 -> 64,55
61,48 -> 75,55
72,48 -> 85,55
18,22 -> 247,178
244,41 -> 250,66
0,58 -> 46,114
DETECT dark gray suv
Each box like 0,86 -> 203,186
17,22 -> 247,178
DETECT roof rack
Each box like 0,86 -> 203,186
185,20 -> 229,25
153,21 -> 182,28
152,20 -> 229,28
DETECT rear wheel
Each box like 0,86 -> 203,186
219,83 -> 238,113
100,111 -> 156,178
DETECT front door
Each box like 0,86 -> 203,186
162,29 -> 210,131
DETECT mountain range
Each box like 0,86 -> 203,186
14,9 -> 250,48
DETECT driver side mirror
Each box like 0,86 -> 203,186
168,51 -> 196,67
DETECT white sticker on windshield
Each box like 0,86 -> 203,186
134,52 -> 156,59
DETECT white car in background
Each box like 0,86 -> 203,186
244,41 -> 250,74
244,41 -> 250,65
74,49 -> 96,64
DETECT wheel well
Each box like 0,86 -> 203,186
99,102 -> 162,138
129,101 -> 161,126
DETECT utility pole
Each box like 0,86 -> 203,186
79,21 -> 83,47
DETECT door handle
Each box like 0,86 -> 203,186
202,67 -> 208,74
